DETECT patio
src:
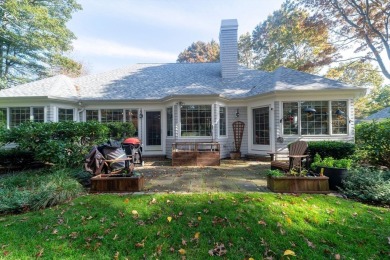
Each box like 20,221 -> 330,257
134,159 -> 270,193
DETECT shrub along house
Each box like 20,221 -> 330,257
0,19 -> 365,158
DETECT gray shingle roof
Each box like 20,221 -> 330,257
0,75 -> 78,99
0,63 -> 364,101
365,107 -> 390,120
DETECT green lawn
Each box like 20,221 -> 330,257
1,193 -> 389,259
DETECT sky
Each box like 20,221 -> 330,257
67,0 -> 284,74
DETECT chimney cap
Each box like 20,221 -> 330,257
220,19 -> 238,30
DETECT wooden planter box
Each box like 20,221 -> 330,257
267,176 -> 329,194
316,167 -> 348,191
172,142 -> 220,166
90,174 -> 144,193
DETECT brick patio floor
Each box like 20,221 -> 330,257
134,159 -> 270,193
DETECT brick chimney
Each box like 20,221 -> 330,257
219,19 -> 238,78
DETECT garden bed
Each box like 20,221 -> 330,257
267,176 -> 329,193
90,174 -> 144,193
172,142 -> 220,166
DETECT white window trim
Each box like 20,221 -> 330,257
280,100 -> 349,137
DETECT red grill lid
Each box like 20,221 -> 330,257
123,137 -> 141,145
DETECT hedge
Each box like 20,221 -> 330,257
307,141 -> 355,160
1,121 -> 136,167
355,119 -> 390,168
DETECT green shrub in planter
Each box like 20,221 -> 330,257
310,154 -> 353,170
342,167 -> 390,204
266,169 -> 285,177
310,154 -> 353,190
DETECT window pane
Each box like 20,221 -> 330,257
58,108 -> 74,122
283,102 -> 298,135
0,108 -> 7,127
219,107 -> 226,136
101,109 -> 123,123
125,109 -> 138,137
86,110 -> 99,121
332,101 -> 348,134
32,107 -> 44,122
10,107 -> 30,127
166,107 -> 173,137
253,107 -> 270,145
181,105 -> 212,137
301,101 -> 328,135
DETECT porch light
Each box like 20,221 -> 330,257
304,107 -> 316,116
235,108 -> 240,118
335,109 -> 351,123
139,112 -> 143,119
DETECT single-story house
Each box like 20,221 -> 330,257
363,107 -> 390,121
0,19 -> 366,158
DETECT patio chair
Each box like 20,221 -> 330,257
270,141 -> 309,172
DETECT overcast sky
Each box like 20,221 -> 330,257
67,0 -> 284,73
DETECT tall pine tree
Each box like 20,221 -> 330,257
0,0 -> 82,89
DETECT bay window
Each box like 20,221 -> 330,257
219,107 -> 226,136
101,109 -> 123,122
0,108 -> 6,127
58,108 -> 74,122
167,107 -> 173,137
86,110 -> 99,121
282,101 -> 348,136
125,109 -> 139,137
331,101 -> 348,134
301,101 -> 329,135
10,107 -> 45,127
181,105 -> 212,137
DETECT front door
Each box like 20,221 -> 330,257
252,106 -> 270,150
145,111 -> 161,150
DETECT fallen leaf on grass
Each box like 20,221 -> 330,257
194,232 -> 200,239
258,220 -> 267,226
131,210 -> 138,215
69,232 -> 78,239
178,248 -> 186,255
114,251 -> 119,260
304,238 -> 316,248
182,239 -> 187,246
156,244 -> 162,256
208,243 -> 227,256
167,216 -> 172,222
124,198 -> 129,204
285,217 -> 292,225
135,242 -> 144,248
52,229 -> 58,235
334,253 -> 341,259
283,249 -> 295,256
36,248 -> 44,258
